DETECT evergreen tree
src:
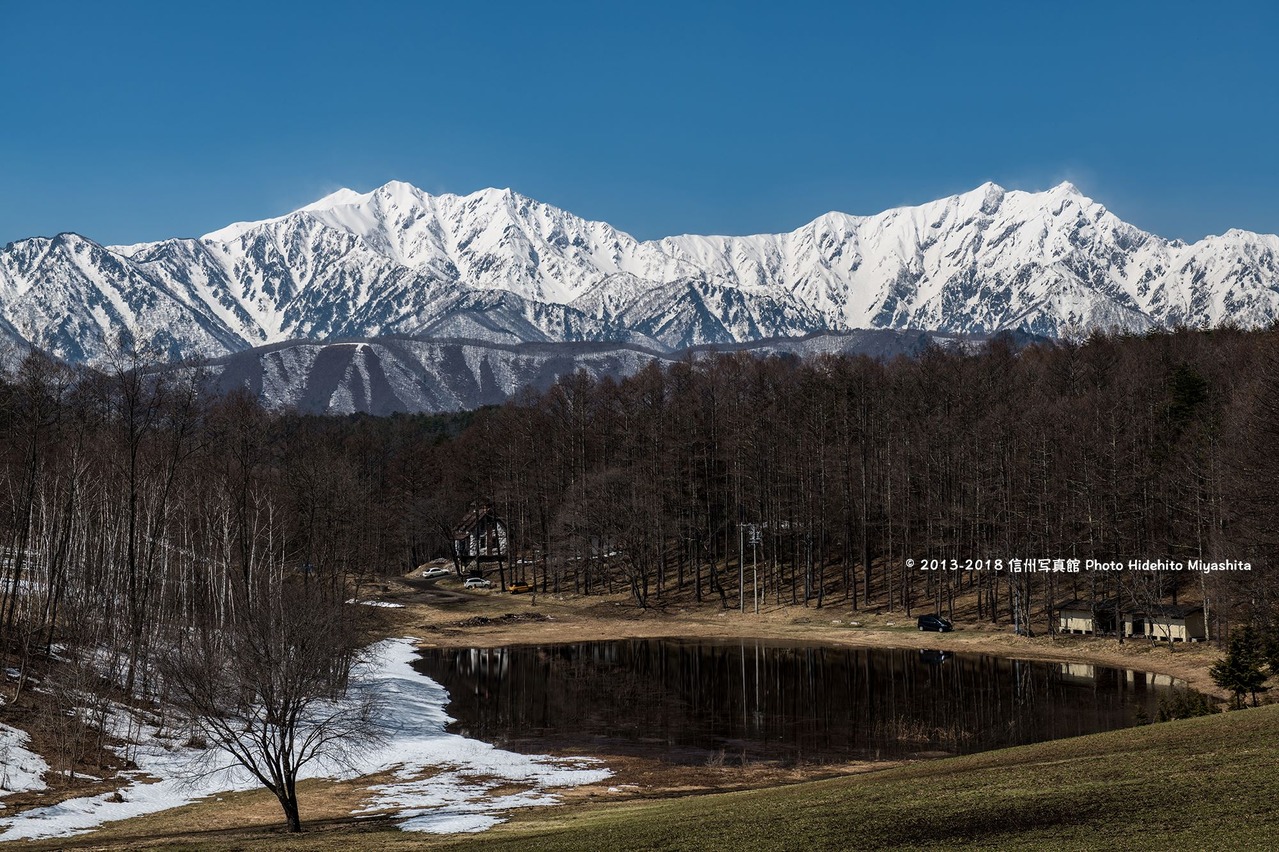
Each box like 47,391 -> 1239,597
1210,625 -> 1269,708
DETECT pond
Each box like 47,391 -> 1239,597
413,639 -> 1189,765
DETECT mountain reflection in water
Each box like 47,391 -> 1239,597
413,639 -> 1185,765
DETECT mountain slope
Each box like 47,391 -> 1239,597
192,329 -> 1023,415
3,180 -> 1278,365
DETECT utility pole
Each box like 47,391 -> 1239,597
753,532 -> 759,615
747,523 -> 760,615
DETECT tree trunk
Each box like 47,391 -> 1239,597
279,791 -> 302,833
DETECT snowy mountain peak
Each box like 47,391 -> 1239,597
974,182 -> 1006,215
301,186 -> 374,211
5,180 -> 1279,369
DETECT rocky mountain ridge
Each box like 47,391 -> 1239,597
3,180 -> 1276,367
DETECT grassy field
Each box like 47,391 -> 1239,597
33,701 -> 1278,851
421,703 -> 1279,851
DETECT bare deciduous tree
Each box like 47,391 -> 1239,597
160,573 -> 382,833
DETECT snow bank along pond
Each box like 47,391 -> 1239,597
414,639 -> 1192,765
0,638 -> 610,842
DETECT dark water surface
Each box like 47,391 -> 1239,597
413,639 -> 1187,764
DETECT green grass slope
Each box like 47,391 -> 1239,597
435,704 -> 1279,852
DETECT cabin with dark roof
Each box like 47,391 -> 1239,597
1056,599 -> 1205,641
452,500 -> 508,574
1054,599 -> 1120,635
1122,605 -> 1206,642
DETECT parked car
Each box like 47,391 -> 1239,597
508,582 -> 533,594
917,614 -> 953,632
463,577 -> 492,590
422,566 -> 451,578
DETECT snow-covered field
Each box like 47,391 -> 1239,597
0,638 -> 610,841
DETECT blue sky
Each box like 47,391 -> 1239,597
2,1 -> 1276,246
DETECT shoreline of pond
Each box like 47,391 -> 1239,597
373,577 -> 1226,701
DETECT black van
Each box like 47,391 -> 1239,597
917,614 -> 953,632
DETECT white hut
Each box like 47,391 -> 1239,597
1122,605 -> 1206,642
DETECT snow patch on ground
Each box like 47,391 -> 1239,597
346,599 -> 406,608
0,638 -> 608,840
0,723 -> 49,801
0,705 -> 260,840
346,638 -> 610,833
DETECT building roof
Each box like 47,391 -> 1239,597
453,502 -> 505,539
1126,604 -> 1204,619
1054,599 -> 1119,612
1054,599 -> 1204,619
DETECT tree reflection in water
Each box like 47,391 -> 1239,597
414,640 -> 1185,765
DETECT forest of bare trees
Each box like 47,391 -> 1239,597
3,327 -> 1279,730
458,328 -> 1279,638
0,346 -> 395,827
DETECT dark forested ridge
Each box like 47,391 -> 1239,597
3,327 -> 1279,710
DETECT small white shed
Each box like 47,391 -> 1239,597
1122,605 -> 1206,642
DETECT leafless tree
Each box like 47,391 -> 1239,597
158,569 -> 382,833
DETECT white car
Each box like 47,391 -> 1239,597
422,566 -> 451,578
463,577 -> 492,590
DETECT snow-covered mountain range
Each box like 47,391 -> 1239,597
3,180 -> 1278,370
